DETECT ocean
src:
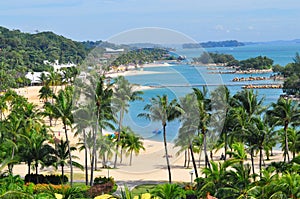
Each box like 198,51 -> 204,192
120,43 -> 300,142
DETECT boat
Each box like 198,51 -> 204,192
152,129 -> 162,134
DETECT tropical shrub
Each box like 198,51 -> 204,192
33,183 -> 70,194
25,174 -> 68,184
88,177 -> 116,198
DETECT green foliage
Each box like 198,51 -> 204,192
93,176 -> 114,185
111,48 -> 172,66
151,183 -> 185,199
281,53 -> 300,95
239,55 -> 273,70
193,52 -> 237,65
0,26 -> 90,91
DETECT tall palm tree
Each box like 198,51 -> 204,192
28,130 -> 56,176
210,85 -> 235,160
0,95 -> 7,120
192,87 -> 211,169
177,93 -> 199,178
124,128 -> 145,166
267,97 -> 300,162
281,128 -> 300,159
151,183 -> 185,199
138,94 -> 182,183
54,139 -> 83,177
46,71 -> 62,97
39,85 -> 53,103
112,76 -> 143,168
233,89 -> 265,176
91,75 -> 114,185
45,86 -> 75,185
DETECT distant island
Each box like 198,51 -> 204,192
182,40 -> 245,48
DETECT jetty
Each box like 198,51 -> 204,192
242,84 -> 282,89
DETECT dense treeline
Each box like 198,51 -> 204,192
0,26 -> 88,71
0,26 -> 91,90
183,40 -> 245,48
273,53 -> 300,95
238,55 -> 273,70
193,52 -> 273,69
192,52 -> 238,65
111,48 -> 175,66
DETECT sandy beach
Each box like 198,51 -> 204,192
10,84 -> 286,185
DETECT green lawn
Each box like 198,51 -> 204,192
131,184 -> 157,196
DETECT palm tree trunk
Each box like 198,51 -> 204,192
83,130 -> 88,185
224,133 -> 228,160
35,163 -> 38,175
27,161 -> 31,175
61,165 -> 64,177
120,148 -> 123,164
130,150 -> 133,166
114,108 -> 124,168
284,123 -> 290,162
95,153 -> 98,170
259,147 -> 263,179
184,150 -> 187,168
163,124 -> 172,184
250,148 -> 255,181
189,143 -> 199,178
90,127 -> 96,186
198,149 -> 202,168
203,131 -> 210,169
187,149 -> 190,168
64,124 -> 73,186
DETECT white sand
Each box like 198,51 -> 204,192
10,83 -> 286,184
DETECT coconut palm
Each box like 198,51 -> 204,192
123,128 -> 145,166
177,92 -> 199,177
27,130 -> 56,177
192,87 -> 211,169
151,183 -> 185,199
90,75 -> 115,185
210,85 -> 235,160
267,97 -> 300,162
280,128 -> 300,159
46,70 -> 62,97
138,94 -> 182,183
45,86 -> 75,185
0,95 -> 7,120
39,85 -> 53,103
53,139 -> 83,177
112,76 -> 143,168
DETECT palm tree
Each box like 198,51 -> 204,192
54,139 -> 83,177
192,87 -> 211,169
232,89 -> 265,177
91,75 -> 115,185
0,95 -> 7,120
177,93 -> 199,177
281,128 -> 300,159
151,183 -> 185,199
267,97 -> 300,162
210,86 -> 235,160
247,117 -> 271,178
112,76 -> 143,168
138,94 -> 182,183
39,85 -> 53,103
46,71 -> 61,97
123,128 -> 145,166
28,130 -> 56,176
45,86 -> 75,185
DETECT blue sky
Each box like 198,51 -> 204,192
0,0 -> 299,42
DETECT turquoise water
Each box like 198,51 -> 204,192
121,43 -> 300,142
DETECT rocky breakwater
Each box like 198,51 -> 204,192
242,84 -> 283,89
232,76 -> 267,82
